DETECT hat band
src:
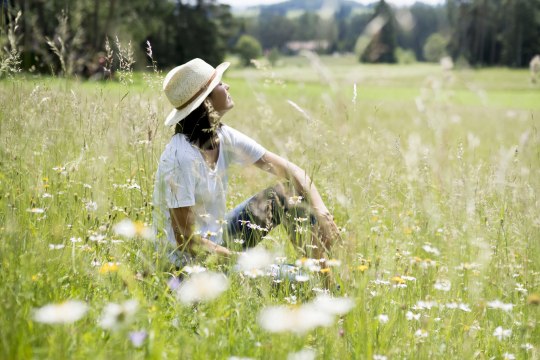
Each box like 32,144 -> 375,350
175,70 -> 217,111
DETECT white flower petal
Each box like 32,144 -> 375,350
33,301 -> 88,324
177,272 -> 228,304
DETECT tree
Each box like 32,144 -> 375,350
5,0 -> 234,74
500,0 -> 540,67
423,33 -> 448,62
397,3 -> 447,61
267,47 -> 280,67
257,12 -> 295,50
360,0 -> 397,63
235,34 -> 262,66
446,0 -> 540,67
338,13 -> 371,52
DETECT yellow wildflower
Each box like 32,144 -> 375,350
357,265 -> 369,272
99,262 -> 119,274
527,294 -> 540,305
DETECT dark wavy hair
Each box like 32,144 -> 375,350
174,99 -> 222,150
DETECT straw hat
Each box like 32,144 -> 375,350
163,58 -> 230,126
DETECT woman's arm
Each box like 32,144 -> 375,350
169,207 -> 233,257
254,151 -> 339,251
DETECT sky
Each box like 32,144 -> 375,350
221,0 -> 445,8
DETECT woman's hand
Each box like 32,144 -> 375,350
314,208 -> 340,251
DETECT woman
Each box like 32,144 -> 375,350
153,58 -> 339,267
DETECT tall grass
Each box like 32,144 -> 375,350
0,57 -> 539,359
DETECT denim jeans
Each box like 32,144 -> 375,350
224,183 -> 317,249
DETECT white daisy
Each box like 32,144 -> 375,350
177,272 -> 229,305
33,300 -> 88,324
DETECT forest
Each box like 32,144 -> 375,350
1,0 -> 540,76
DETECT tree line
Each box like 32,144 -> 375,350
1,0 -> 539,77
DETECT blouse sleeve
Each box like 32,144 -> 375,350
222,125 -> 266,166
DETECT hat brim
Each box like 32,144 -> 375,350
164,62 -> 230,127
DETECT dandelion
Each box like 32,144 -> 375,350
99,300 -> 138,331
493,326 -> 512,341
357,265 -> 369,272
377,314 -> 389,324
487,300 -> 514,312
33,300 -> 88,324
434,279 -> 451,292
99,262 -> 120,274
129,331 -> 148,348
177,271 -> 228,304
48,243 -> 65,250
113,219 -> 153,239
391,276 -> 405,285
287,348 -> 316,360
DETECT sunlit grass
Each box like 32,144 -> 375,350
1,58 -> 539,359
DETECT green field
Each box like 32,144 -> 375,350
1,57 -> 539,359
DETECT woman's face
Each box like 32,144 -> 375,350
209,82 -> 234,115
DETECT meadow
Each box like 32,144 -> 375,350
1,55 -> 539,359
